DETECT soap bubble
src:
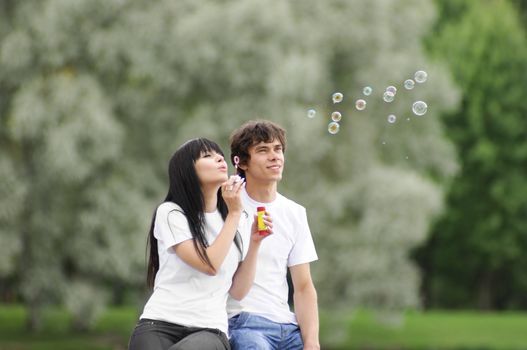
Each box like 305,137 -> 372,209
414,70 -> 428,83
363,86 -> 373,96
355,99 -> 366,111
332,92 -> 343,103
331,111 -> 342,122
404,79 -> 415,90
383,91 -> 395,103
328,121 -> 340,134
412,101 -> 428,116
386,86 -> 397,94
307,109 -> 316,118
387,114 -> 397,123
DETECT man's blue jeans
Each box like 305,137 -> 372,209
228,312 -> 303,350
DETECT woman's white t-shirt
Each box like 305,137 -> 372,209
140,202 -> 245,335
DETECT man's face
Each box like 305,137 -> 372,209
242,139 -> 285,183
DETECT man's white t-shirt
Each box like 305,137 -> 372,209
140,202 -> 245,335
227,187 -> 318,324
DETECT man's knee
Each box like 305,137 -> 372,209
229,330 -> 271,350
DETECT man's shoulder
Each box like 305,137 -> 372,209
276,192 -> 306,214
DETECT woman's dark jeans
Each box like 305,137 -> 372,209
128,318 -> 230,350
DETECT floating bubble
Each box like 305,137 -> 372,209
355,99 -> 366,111
405,155 -> 409,160
381,141 -> 387,145
414,70 -> 428,83
331,111 -> 342,122
387,114 -> 397,124
383,91 -> 395,103
406,117 -> 411,121
386,85 -> 397,94
363,86 -> 373,96
332,92 -> 343,103
404,79 -> 415,90
412,101 -> 428,116
307,109 -> 316,118
328,121 -> 340,134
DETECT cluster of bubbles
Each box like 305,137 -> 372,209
307,70 -> 430,136
327,92 -> 344,134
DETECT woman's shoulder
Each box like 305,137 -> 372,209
156,201 -> 185,217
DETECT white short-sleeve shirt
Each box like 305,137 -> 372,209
227,188 -> 318,324
140,202 -> 245,334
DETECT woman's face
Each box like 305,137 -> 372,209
194,150 -> 229,186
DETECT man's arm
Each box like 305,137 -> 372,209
290,263 -> 320,350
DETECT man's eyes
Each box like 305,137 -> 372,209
256,148 -> 282,153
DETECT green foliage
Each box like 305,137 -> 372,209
284,0 -> 460,319
417,0 -> 527,309
0,0 -> 459,330
0,0 -> 150,330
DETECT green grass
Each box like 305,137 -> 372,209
0,304 -> 137,350
322,309 -> 527,350
1,304 -> 527,349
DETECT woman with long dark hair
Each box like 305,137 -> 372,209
128,138 -> 271,350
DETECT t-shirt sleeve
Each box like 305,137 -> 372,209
154,205 -> 193,252
288,208 -> 318,267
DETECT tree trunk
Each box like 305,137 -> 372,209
477,271 -> 494,310
26,300 -> 42,332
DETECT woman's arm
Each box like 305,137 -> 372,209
173,210 -> 242,276
173,176 -> 245,275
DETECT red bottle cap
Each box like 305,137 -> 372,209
257,206 -> 266,212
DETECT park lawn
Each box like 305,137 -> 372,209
323,309 -> 527,350
1,304 -> 527,349
0,304 -> 136,350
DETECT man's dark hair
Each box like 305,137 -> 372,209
229,120 -> 286,178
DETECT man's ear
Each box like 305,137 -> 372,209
238,163 -> 248,171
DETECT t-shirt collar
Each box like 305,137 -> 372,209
242,186 -> 277,208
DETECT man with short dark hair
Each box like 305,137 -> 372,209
227,120 -> 320,350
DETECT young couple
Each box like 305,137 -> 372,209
128,120 -> 319,350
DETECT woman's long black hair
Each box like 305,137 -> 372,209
147,138 -> 242,290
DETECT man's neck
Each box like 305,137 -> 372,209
245,180 -> 278,203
